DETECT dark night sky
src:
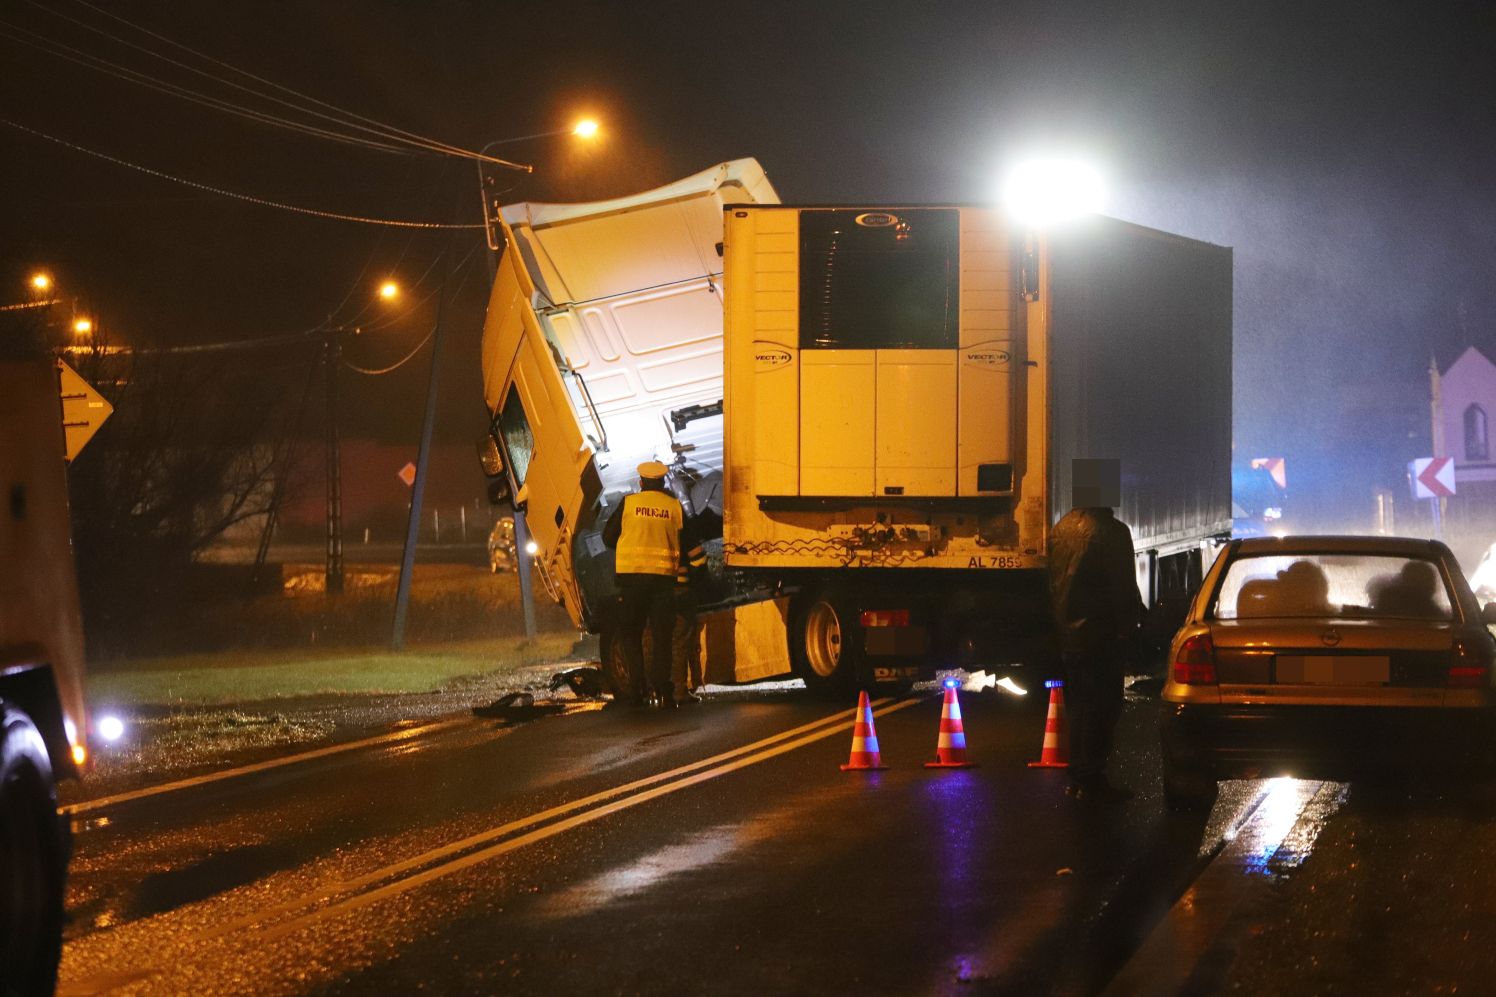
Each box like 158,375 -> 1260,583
5,0 -> 1496,517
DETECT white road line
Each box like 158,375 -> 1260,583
61,718 -> 469,815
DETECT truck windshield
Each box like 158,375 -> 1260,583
496,384 -> 535,489
799,208 -> 960,350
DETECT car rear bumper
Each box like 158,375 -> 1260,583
1160,702 -> 1496,780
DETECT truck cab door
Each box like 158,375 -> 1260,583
482,223 -> 599,624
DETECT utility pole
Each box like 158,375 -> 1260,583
392,248 -> 449,649
325,332 -> 344,595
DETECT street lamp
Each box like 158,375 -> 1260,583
572,118 -> 600,139
72,317 -> 93,337
324,280 -> 404,597
30,272 -> 53,294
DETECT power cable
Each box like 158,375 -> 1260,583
30,0 -> 529,169
1,118 -> 485,229
342,327 -> 436,376
0,19 -> 411,155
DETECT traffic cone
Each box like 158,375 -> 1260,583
925,682 -> 976,768
1027,680 -> 1069,768
840,691 -> 888,771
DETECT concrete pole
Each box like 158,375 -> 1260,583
325,333 -> 344,596
392,246 -> 450,650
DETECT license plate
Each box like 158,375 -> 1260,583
1275,655 -> 1390,685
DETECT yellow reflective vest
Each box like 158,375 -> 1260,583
614,490 -> 684,576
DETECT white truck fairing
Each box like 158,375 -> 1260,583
481,159 -> 780,626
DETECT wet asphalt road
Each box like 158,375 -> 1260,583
55,687 -> 1307,996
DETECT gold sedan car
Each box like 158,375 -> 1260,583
1160,536 -> 1496,810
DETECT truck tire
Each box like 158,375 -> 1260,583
0,705 -> 65,996
598,628 -> 629,698
790,592 -> 863,697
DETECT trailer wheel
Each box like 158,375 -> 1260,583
0,705 -> 65,996
790,593 -> 862,696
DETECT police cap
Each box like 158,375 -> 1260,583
637,460 -> 669,480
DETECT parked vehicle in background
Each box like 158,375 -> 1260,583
1,360 -> 93,993
488,516 -> 516,573
1160,535 -> 1496,811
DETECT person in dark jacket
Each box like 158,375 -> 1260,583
1048,460 -> 1144,802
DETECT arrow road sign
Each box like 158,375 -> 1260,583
1410,457 -> 1456,499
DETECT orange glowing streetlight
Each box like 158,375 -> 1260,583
377,279 -> 400,302
72,317 -> 93,337
572,118 -> 600,139
29,271 -> 53,294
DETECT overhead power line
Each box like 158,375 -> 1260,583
0,19 -> 412,155
2,118 -> 486,229
25,0 -> 530,170
343,327 -> 437,375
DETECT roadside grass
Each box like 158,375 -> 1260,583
87,633 -> 582,707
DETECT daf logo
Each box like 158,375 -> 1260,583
855,212 -> 899,228
1321,629 -> 1342,647
753,345 -> 793,370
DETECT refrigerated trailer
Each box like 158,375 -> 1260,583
479,160 -> 1233,693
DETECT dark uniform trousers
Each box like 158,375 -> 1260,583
617,573 -> 676,699
1063,641 -> 1126,787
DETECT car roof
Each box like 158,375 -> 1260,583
1230,535 -> 1449,558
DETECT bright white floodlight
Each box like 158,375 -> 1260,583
1001,159 -> 1105,226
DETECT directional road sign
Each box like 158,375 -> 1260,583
397,461 -> 417,487
56,359 -> 113,461
1410,457 -> 1456,499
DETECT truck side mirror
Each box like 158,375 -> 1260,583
486,478 -> 511,506
476,435 -> 505,478
1482,602 -> 1496,627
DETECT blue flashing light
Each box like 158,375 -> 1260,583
1044,679 -> 1064,689
943,678 -> 960,689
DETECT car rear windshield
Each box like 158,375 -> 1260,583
1213,553 -> 1455,621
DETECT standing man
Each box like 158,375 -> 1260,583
1048,459 -> 1143,803
603,461 -> 685,707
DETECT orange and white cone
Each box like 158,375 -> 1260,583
925,683 -> 976,768
1027,680 -> 1069,768
840,690 -> 888,771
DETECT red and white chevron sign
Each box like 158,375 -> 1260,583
1410,457 -> 1456,499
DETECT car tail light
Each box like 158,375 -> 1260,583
860,609 -> 911,628
1172,634 -> 1217,684
1448,638 -> 1492,688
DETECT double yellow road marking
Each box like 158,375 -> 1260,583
165,696 -> 922,948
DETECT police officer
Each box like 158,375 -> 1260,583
1048,461 -> 1144,803
603,461 -> 686,707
